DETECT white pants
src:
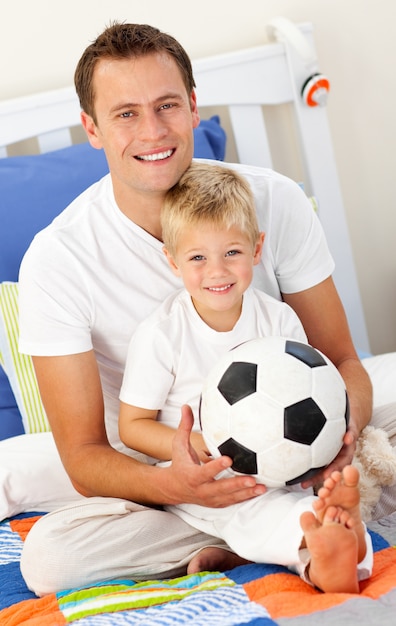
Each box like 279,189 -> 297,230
168,484 -> 318,569
167,483 -> 373,581
20,402 -> 395,596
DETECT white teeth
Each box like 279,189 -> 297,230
208,285 -> 231,292
137,150 -> 173,161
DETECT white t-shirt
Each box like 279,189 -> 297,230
120,287 -> 307,439
18,161 -> 334,451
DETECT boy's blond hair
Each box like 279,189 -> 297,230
162,162 -> 260,256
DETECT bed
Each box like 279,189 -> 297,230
1,18 -> 396,626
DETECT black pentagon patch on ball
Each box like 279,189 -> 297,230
218,361 -> 257,405
285,340 -> 327,368
218,438 -> 258,475
284,398 -> 326,445
345,391 -> 350,427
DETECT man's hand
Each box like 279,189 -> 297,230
189,431 -> 212,464
164,405 -> 266,507
301,423 -> 358,489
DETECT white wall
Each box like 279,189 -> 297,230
2,0 -> 395,354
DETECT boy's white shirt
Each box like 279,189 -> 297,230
120,286 -> 307,444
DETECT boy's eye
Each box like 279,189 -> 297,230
191,255 -> 205,261
226,249 -> 240,257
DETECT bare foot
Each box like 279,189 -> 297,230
187,547 -> 251,575
313,465 -> 366,563
300,505 -> 359,593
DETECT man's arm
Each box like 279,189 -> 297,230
33,351 -> 266,506
283,276 -> 373,478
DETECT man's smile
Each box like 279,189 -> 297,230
136,149 -> 174,161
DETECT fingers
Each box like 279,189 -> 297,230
172,405 -> 200,464
301,437 -> 356,489
191,466 -> 266,507
343,428 -> 355,447
171,404 -> 266,507
178,404 -> 195,434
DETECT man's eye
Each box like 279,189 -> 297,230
120,112 -> 133,118
160,103 -> 173,110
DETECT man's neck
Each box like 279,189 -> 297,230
113,183 -> 164,241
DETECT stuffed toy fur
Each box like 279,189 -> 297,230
353,425 -> 396,521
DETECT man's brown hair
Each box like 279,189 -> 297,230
74,22 -> 196,122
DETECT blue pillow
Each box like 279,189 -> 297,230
0,115 -> 226,440
0,366 -> 24,439
194,115 -> 226,162
0,143 -> 109,283
0,116 -> 226,283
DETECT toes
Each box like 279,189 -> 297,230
324,470 -> 342,489
300,510 -> 320,533
316,485 -> 331,500
342,465 -> 360,488
313,497 -> 325,513
339,508 -> 355,529
323,505 -> 341,524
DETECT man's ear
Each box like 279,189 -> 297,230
253,232 -> 265,265
80,111 -> 103,150
190,90 -> 200,129
163,246 -> 181,276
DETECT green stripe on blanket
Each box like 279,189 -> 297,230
57,571 -> 235,622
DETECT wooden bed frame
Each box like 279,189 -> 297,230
0,20 -> 370,354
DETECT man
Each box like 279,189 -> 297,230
18,22 -> 384,596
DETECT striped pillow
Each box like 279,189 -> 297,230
0,282 -> 50,433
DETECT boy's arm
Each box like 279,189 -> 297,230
119,402 -> 210,463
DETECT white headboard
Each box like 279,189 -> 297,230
0,20 -> 370,353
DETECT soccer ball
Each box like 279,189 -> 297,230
199,337 -> 349,487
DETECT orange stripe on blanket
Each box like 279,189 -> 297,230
244,546 -> 396,619
9,516 -> 41,541
0,594 -> 65,626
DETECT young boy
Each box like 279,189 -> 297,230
119,162 -> 373,593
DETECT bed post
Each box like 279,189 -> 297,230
268,19 -> 371,354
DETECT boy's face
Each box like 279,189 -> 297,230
164,223 -> 264,330
81,52 -> 200,214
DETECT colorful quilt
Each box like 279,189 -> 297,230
1,513 -> 396,625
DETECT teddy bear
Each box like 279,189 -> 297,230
353,425 -> 396,521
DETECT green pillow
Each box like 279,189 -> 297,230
0,282 -> 50,433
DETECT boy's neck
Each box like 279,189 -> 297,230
191,297 -> 243,332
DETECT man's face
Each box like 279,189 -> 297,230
82,52 -> 200,212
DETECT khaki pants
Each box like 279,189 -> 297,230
21,403 -> 396,596
20,497 -> 229,596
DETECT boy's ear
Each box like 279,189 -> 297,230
163,246 -> 181,276
253,232 -> 265,265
